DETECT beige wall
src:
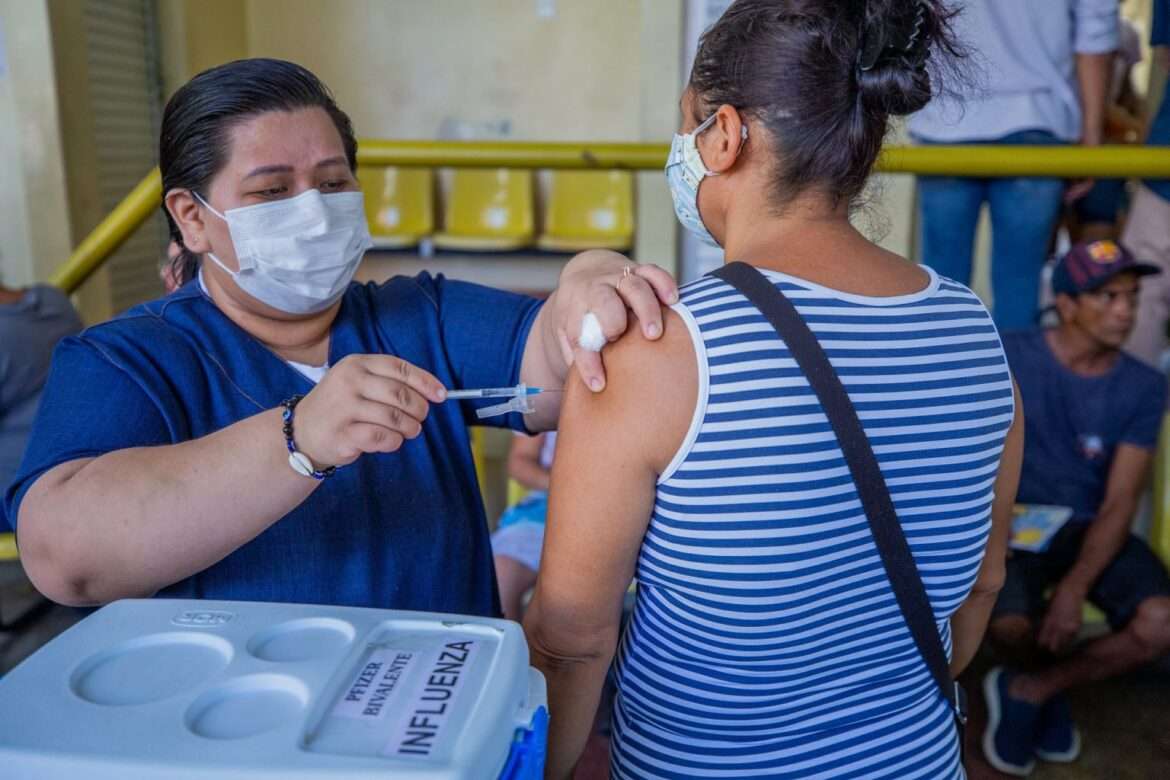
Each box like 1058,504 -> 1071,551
247,0 -> 643,142
46,0 -> 112,322
107,0 -> 918,288
0,0 -> 72,288
158,0 -> 247,98
156,0 -> 682,288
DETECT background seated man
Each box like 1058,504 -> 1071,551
0,281 -> 82,530
984,240 -> 1170,776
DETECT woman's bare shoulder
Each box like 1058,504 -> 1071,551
579,306 -> 698,474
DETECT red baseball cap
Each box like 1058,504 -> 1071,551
1052,240 -> 1160,296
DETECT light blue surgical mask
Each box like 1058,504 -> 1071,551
665,112 -> 747,248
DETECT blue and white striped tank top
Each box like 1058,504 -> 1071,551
611,267 -> 1014,779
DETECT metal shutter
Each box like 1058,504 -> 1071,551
83,0 -> 165,313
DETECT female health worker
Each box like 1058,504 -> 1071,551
4,58 -> 677,616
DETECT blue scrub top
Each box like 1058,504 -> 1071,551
4,274 -> 542,617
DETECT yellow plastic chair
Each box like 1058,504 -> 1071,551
507,479 -> 529,508
1151,411 -> 1170,569
358,166 -> 434,248
471,427 -> 487,492
433,169 -> 534,251
537,170 -> 635,252
1081,602 -> 1107,625
0,533 -> 16,562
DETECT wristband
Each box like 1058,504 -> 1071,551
280,395 -> 336,480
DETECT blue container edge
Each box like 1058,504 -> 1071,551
497,706 -> 548,779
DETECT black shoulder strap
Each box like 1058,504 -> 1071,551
711,262 -> 961,716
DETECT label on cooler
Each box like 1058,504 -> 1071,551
329,639 -> 483,758
333,648 -> 419,720
382,639 -> 481,759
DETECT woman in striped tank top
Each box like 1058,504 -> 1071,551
525,1 -> 1024,777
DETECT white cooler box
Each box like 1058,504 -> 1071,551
0,599 -> 547,778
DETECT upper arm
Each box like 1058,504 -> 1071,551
1102,444 -> 1155,511
1118,373 -> 1166,452
976,381 -> 1024,593
528,309 -> 696,652
429,275 -> 544,430
5,338 -> 170,530
1073,0 -> 1120,54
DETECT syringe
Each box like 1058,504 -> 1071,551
445,385 -> 543,400
446,383 -> 542,419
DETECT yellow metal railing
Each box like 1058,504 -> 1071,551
50,142 -> 1170,295
41,140 -> 1170,564
50,170 -> 163,294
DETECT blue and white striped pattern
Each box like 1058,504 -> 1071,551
611,268 -> 1014,779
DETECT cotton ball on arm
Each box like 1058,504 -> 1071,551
578,312 -> 606,352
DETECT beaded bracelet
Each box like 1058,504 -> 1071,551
280,395 -> 336,480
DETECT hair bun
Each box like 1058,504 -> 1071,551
856,0 -> 937,117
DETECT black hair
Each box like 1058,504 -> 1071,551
690,0 -> 962,211
159,58 -> 358,285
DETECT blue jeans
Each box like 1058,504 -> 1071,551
917,130 -> 1066,332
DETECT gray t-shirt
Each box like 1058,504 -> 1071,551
1,286 -> 83,507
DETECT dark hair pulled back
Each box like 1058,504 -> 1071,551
159,58 -> 358,285
690,0 -> 962,210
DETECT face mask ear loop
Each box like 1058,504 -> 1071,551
191,191 -> 227,222
693,111 -> 749,179
189,191 -> 234,274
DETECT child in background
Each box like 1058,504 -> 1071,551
491,432 -> 555,620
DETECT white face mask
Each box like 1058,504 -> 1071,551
195,188 -> 373,314
665,112 -> 747,249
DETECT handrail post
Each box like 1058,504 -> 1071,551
50,169 -> 163,293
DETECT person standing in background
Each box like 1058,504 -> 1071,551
0,281 -> 83,529
1071,11 -> 1145,243
1123,0 -> 1170,367
911,0 -> 1118,333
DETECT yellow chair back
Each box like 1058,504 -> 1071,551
0,533 -> 17,562
358,167 -> 434,248
1151,411 -> 1170,569
434,169 -> 534,251
538,170 -> 634,252
507,479 -> 530,508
